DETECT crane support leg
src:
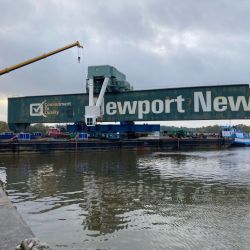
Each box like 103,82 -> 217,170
88,78 -> 94,106
85,77 -> 110,126
96,77 -> 110,107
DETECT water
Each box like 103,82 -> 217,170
1,148 -> 250,250
0,165 -> 6,185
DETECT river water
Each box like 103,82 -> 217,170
1,148 -> 250,250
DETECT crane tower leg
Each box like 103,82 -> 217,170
85,77 -> 110,126
88,78 -> 94,106
96,77 -> 110,107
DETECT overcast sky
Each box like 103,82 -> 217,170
1,0 -> 250,126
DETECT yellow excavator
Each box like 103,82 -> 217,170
0,41 -> 83,76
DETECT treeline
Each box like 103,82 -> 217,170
160,124 -> 250,133
1,121 -> 250,134
0,121 -> 50,134
0,121 -> 8,132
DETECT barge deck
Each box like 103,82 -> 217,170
0,137 -> 232,154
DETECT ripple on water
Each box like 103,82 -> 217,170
0,167 -> 7,184
2,149 -> 250,250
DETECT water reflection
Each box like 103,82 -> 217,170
0,165 -> 7,185
2,148 -> 250,249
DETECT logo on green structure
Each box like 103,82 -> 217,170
30,101 -> 47,117
30,101 -> 72,117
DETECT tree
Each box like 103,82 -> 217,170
27,123 -> 50,134
0,121 -> 8,132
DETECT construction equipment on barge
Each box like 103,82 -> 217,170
1,41 -> 250,137
7,65 -> 250,132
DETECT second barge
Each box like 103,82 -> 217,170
0,137 -> 232,154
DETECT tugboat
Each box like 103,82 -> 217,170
222,126 -> 250,146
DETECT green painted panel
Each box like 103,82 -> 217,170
103,84 -> 250,121
88,65 -> 126,80
8,84 -> 250,124
8,94 -> 88,124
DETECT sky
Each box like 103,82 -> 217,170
1,0 -> 250,127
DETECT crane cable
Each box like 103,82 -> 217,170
77,45 -> 83,63
76,42 -> 86,93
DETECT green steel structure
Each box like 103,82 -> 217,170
7,65 -> 250,130
104,84 -> 250,121
87,65 -> 132,93
8,93 -> 89,130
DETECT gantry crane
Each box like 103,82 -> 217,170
0,41 -> 83,76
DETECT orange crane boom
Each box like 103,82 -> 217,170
0,41 -> 83,76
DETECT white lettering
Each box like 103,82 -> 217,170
213,96 -> 228,112
105,92 -> 250,119
138,100 -> 150,119
194,91 -> 211,112
117,101 -> 137,114
228,96 -> 250,111
152,100 -> 164,114
175,95 -> 185,113
165,98 -> 175,113
106,102 -> 117,115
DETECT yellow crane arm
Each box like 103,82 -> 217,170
0,41 -> 83,76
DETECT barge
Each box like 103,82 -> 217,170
0,137 -> 232,154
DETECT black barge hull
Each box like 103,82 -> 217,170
0,138 -> 232,154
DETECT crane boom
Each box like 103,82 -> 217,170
0,41 -> 83,76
